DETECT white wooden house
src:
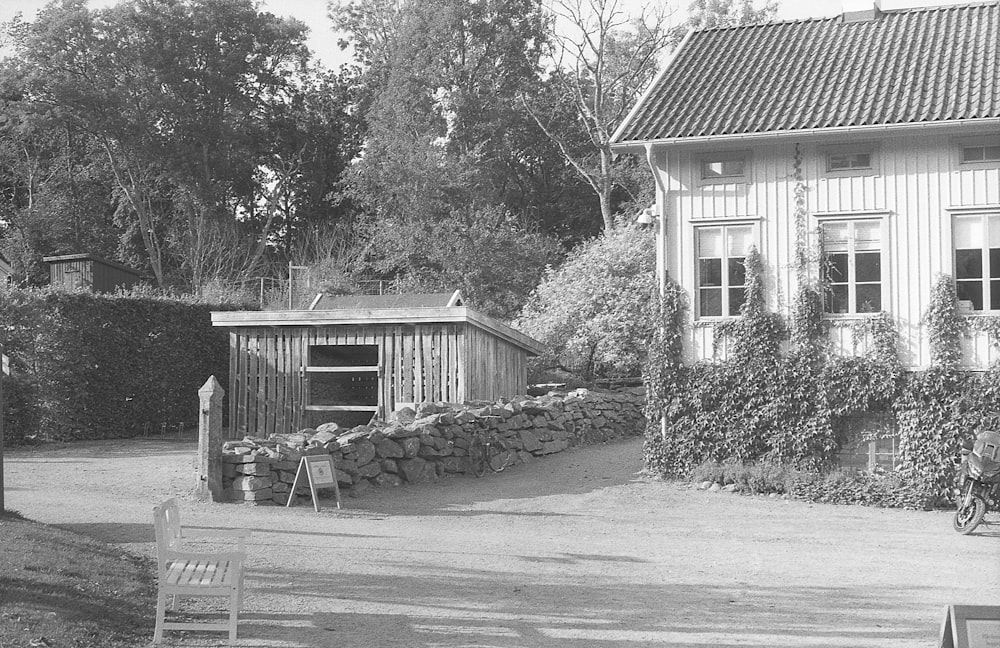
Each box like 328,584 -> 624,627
612,1 -> 1000,370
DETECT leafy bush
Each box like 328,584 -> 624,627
790,469 -> 934,510
515,223 -> 656,381
0,287 -> 247,442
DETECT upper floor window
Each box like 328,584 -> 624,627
699,152 -> 748,182
961,145 -> 1000,164
696,224 -> 754,317
821,220 -> 883,314
828,151 -> 872,172
954,214 -> 1000,311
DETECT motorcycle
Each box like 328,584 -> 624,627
952,430 -> 1000,534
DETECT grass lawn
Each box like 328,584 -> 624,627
0,508 -> 156,648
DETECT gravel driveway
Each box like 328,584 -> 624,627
5,436 -> 999,647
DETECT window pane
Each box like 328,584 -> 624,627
702,157 -> 745,178
822,223 -> 849,252
956,249 -> 983,279
856,252 -> 881,282
728,257 -> 746,287
825,285 -> 849,313
729,288 -> 745,315
854,221 -> 881,251
698,228 -> 723,257
986,146 -> 1000,161
856,285 -> 881,313
699,258 -> 722,287
957,280 -> 984,311
825,253 -> 849,283
992,248 -> 1000,279
853,153 -> 872,168
992,280 -> 1000,310
727,226 -> 753,256
954,217 -> 982,248
700,288 -> 722,316
829,154 -> 850,170
963,147 -> 985,162
990,217 -> 1000,247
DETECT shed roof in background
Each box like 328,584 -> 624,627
211,302 -> 546,356
42,253 -> 140,277
613,2 -> 1000,146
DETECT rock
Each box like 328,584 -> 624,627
358,461 -> 381,479
311,430 -> 338,445
439,456 -> 468,473
236,487 -> 273,501
708,482 -> 722,492
236,463 -> 271,476
518,430 -> 542,453
381,459 -> 398,474
401,437 -> 421,458
271,492 -> 290,505
315,422 -> 341,435
392,407 -> 417,425
231,476 -> 272,491
376,438 -> 405,459
374,472 -> 403,488
398,457 -> 436,483
349,480 -> 374,498
271,482 -> 290,493
722,484 -> 740,493
355,439 -> 377,465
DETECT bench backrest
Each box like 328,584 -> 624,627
153,499 -> 183,577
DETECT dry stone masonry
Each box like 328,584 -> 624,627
221,388 -> 645,504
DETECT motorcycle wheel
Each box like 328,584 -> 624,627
469,437 -> 487,478
953,495 -> 987,535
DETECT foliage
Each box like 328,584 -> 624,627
515,223 -> 656,379
363,206 -> 562,320
0,514 -> 155,648
790,469 -> 935,510
0,287 -> 246,443
925,274 -> 966,370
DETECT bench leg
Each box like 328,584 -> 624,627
153,589 -> 167,644
228,587 -> 240,644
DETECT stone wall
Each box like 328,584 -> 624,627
221,388 -> 645,504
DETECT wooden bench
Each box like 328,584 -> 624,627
152,499 -> 251,645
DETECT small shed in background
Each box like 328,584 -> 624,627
44,254 -> 141,293
211,292 -> 546,438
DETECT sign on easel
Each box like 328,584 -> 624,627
940,605 -> 1000,648
286,454 -> 342,512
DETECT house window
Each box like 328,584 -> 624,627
696,224 -> 753,317
821,220 -> 882,314
827,151 -> 872,172
954,214 -> 1000,311
699,152 -> 747,181
961,145 -> 1000,164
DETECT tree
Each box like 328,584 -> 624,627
514,222 -> 656,380
524,0 -> 674,232
4,0 -> 356,289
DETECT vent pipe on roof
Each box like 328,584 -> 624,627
842,0 -> 882,22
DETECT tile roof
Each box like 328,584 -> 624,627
613,2 -> 1000,144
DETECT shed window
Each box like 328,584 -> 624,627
305,344 -> 379,427
696,224 -> 754,317
954,214 -> 1000,312
821,220 -> 882,314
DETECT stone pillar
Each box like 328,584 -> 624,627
196,375 -> 224,502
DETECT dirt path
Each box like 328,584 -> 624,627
5,437 -> 1000,647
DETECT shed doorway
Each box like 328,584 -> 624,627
304,344 -> 380,428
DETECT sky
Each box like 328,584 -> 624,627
0,0 -> 980,69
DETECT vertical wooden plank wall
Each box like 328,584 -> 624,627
664,134 -> 1000,369
229,322 -> 530,436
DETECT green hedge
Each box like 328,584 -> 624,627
0,288 -> 248,442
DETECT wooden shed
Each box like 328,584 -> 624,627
44,254 -> 141,293
211,292 -> 546,438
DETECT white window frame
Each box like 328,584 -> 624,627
821,144 -> 879,177
693,221 -> 758,320
955,136 -> 1000,168
696,150 -> 750,185
952,211 -> 1000,313
816,213 -> 888,317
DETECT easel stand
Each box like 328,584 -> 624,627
286,455 -> 342,512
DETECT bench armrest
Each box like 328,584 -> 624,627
165,550 -> 246,564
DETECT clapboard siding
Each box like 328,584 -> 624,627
225,320 -> 534,439
659,133 -> 1000,369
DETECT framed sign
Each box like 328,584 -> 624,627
940,606 -> 1000,648
286,454 -> 342,512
